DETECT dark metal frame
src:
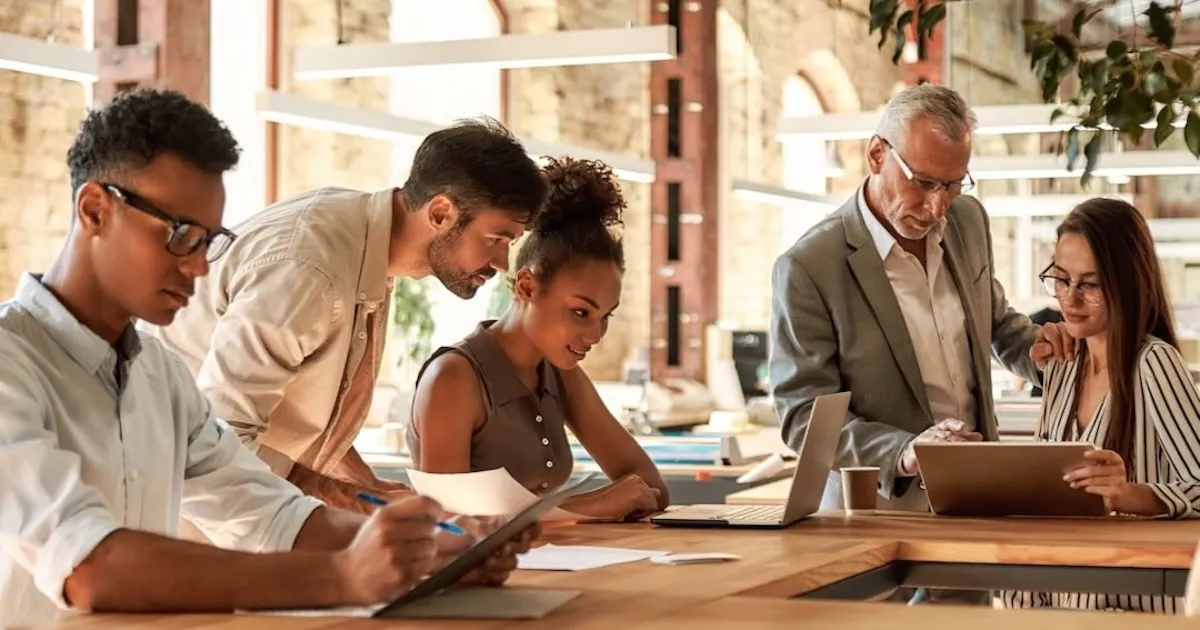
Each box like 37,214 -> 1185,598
796,561 -> 1190,600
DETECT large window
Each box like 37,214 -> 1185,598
779,75 -> 833,252
389,0 -> 503,354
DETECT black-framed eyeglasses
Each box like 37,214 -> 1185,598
879,137 -> 976,196
102,183 -> 236,262
1038,261 -> 1103,306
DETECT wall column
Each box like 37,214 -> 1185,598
93,0 -> 211,105
648,0 -> 720,382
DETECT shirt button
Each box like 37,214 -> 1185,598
535,415 -> 543,423
358,292 -> 367,300
541,482 -> 549,489
357,332 -> 367,340
130,470 -> 140,481
546,461 -> 553,468
542,438 -> 550,446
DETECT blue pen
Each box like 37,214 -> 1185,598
355,491 -> 465,536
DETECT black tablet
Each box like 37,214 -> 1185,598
373,473 -> 594,617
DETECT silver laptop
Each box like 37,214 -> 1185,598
650,391 -> 850,529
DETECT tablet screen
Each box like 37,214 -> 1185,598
374,473 -> 595,617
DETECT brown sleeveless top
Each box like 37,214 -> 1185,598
407,321 -> 573,493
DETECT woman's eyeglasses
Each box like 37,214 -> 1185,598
102,183 -> 236,263
1038,262 -> 1103,306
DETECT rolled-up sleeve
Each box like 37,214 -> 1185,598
0,358 -> 121,609
193,258 -> 338,474
173,356 -> 324,552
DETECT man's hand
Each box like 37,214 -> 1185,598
333,495 -> 442,605
899,418 -> 982,475
436,516 -> 542,587
1030,322 -> 1075,369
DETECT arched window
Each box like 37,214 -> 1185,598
388,0 -> 503,358
779,75 -> 832,251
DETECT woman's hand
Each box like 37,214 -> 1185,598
1063,449 -> 1165,516
562,474 -> 661,521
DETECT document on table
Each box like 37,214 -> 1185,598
406,468 -> 594,521
517,544 -> 666,571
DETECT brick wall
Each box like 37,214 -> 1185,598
0,0 -> 84,297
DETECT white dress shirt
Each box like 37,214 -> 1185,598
0,274 -> 323,628
857,186 -> 977,430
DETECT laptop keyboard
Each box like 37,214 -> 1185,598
719,505 -> 785,521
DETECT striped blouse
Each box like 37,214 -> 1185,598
998,336 -> 1200,614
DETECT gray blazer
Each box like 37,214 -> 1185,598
768,192 -> 1040,510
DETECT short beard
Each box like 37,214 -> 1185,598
427,227 -> 491,299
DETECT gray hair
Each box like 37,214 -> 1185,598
875,84 -> 977,147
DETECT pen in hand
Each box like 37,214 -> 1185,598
355,491 -> 466,536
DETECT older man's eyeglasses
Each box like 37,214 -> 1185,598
102,184 -> 236,263
879,137 -> 976,196
1038,262 -> 1103,306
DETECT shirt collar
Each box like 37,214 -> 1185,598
856,180 -> 947,261
356,188 -> 395,304
15,273 -> 142,375
469,321 -> 561,406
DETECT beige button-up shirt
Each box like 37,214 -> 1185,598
146,187 -> 395,480
857,186 -> 977,430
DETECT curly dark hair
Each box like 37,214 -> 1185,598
66,88 -> 241,193
403,116 -> 547,225
514,156 -> 626,283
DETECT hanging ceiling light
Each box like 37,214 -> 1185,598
0,31 -> 97,83
256,90 -> 657,183
776,103 -> 1191,141
293,26 -> 677,80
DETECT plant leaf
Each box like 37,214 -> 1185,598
1146,72 -> 1172,102
1175,59 -> 1195,88
870,0 -> 900,50
1144,1 -> 1176,49
1081,134 -> 1102,188
1065,127 -> 1081,171
918,2 -> 947,39
1106,40 -> 1128,60
892,9 -> 914,64
1050,107 -> 1066,125
1051,34 -> 1079,63
1031,40 -> 1055,71
1156,103 -> 1177,146
1186,110 -> 1200,158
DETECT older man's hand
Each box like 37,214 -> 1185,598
1030,322 -> 1075,369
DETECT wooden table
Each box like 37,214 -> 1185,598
50,511 -> 1200,628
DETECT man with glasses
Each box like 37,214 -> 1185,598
769,84 -> 1073,518
0,89 -> 534,627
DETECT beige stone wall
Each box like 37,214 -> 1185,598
0,0 -> 85,298
276,0 -> 393,199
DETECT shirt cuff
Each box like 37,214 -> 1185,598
35,507 -> 122,609
257,494 -> 325,553
1149,484 -> 1190,519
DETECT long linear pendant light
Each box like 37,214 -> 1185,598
293,25 -> 677,80
256,90 -> 657,183
731,180 -> 839,208
970,150 -> 1200,179
777,103 -> 1191,141
0,32 -> 98,82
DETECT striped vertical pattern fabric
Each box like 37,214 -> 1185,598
999,336 -> 1200,614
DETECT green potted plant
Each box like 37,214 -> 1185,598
390,277 -> 435,385
866,0 -> 1200,184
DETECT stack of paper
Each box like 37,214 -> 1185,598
406,468 -> 593,521
517,545 -> 666,571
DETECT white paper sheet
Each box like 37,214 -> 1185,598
406,468 -> 592,521
517,544 -> 666,571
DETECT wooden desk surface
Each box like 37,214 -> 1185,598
50,512 -> 1200,629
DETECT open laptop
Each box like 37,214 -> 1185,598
650,391 -> 850,529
